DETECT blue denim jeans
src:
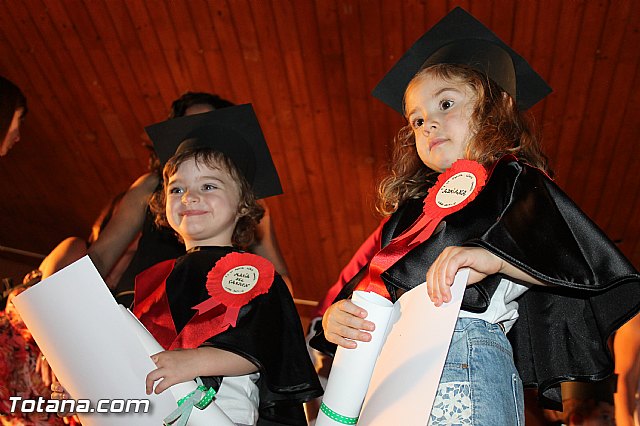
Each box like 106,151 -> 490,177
429,318 -> 524,425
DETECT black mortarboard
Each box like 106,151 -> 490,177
145,104 -> 283,199
372,7 -> 552,113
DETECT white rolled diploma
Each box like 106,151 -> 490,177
358,268 -> 469,425
12,256 -> 234,426
118,305 -> 234,425
12,256 -> 174,426
315,290 -> 394,426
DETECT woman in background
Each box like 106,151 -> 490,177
0,75 -> 27,157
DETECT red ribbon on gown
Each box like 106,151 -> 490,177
134,252 -> 274,350
357,159 -> 488,298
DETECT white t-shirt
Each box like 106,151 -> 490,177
216,372 -> 260,426
459,277 -> 531,333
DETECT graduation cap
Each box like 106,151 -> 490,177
145,104 -> 283,199
372,7 -> 552,113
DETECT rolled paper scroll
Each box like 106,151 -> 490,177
12,256 -> 173,425
315,268 -> 469,425
315,290 -> 395,426
358,268 -> 468,425
12,256 -> 233,426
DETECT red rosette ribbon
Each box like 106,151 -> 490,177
192,252 -> 274,329
360,159 -> 487,296
400,159 -> 487,247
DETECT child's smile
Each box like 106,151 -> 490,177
166,158 -> 241,249
404,74 -> 476,173
179,209 -> 208,217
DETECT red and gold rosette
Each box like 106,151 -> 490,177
192,252 -> 274,330
400,159 -> 487,247
360,159 -> 487,295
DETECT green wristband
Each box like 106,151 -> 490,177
164,377 -> 217,426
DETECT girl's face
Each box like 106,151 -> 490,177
404,73 -> 477,172
166,157 -> 242,250
0,108 -> 24,157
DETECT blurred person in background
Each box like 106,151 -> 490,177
0,75 -> 27,157
614,314 -> 640,426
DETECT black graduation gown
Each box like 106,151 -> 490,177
311,159 -> 640,409
135,246 -> 323,425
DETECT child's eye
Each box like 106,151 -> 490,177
411,118 -> 425,129
202,183 -> 218,191
440,99 -> 454,110
168,187 -> 183,194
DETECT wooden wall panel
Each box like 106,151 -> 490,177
1,0 -> 639,307
561,1 -> 631,204
548,1 -> 607,178
580,0 -> 640,215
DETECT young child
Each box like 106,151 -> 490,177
89,92 -> 293,309
135,105 -> 322,425
314,7 -> 640,425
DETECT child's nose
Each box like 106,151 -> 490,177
181,190 -> 198,204
422,122 -> 437,137
425,116 -> 439,131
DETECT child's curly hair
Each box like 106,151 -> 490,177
149,147 -> 265,249
377,63 -> 549,216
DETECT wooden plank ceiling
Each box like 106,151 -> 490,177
1,0 -> 639,306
